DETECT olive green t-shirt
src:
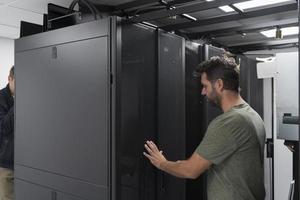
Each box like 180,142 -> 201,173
196,103 -> 266,200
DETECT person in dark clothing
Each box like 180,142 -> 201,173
0,66 -> 15,200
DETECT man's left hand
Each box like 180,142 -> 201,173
143,141 -> 166,169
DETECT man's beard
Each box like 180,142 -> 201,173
206,88 -> 221,108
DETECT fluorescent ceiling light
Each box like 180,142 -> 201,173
142,22 -> 158,28
219,5 -> 235,12
234,0 -> 293,11
182,14 -> 197,21
261,26 -> 299,38
206,0 -> 215,1
256,57 -> 276,62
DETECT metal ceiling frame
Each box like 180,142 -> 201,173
227,34 -> 298,46
114,0 -> 158,11
187,21 -> 298,39
110,0 -> 299,53
160,3 -> 298,31
126,0 -> 250,23
113,0 -> 199,15
229,41 -> 298,53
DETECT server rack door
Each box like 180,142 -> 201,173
16,179 -> 86,200
202,45 -> 223,125
117,23 -> 156,200
185,42 -> 207,200
15,180 -> 52,200
15,36 -> 110,200
239,56 -> 264,118
157,31 -> 186,200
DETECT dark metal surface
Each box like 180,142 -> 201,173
114,0 -> 158,11
167,0 -> 202,6
222,34 -> 298,47
202,45 -> 224,125
160,3 -> 298,31
187,22 -> 298,39
157,30 -> 186,200
15,19 -> 110,52
184,41 -> 207,200
230,42 -> 298,53
128,0 -> 250,24
238,56 -> 264,118
298,0 -> 300,199
15,19 -> 112,200
117,23 -> 157,200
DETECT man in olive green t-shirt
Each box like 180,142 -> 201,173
143,56 -> 266,200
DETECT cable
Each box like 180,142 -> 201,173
87,1 -> 103,19
69,0 -> 102,20
69,0 -> 96,19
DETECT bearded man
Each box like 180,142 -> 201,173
144,56 -> 266,200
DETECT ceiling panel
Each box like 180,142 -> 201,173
0,23 -> 18,39
0,0 -> 75,39
0,6 -> 42,25
9,0 -> 74,14
0,0 -> 16,5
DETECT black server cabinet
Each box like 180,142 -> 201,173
15,19 -> 113,200
116,23 -> 157,200
202,45 -> 224,125
15,18 -> 187,200
238,56 -> 264,118
116,26 -> 186,200
185,41 -> 206,200
184,44 -> 225,200
157,30 -> 186,200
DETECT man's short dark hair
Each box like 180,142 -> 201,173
195,56 -> 239,93
9,66 -> 14,78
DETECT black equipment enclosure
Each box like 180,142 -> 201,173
15,16 -> 263,200
15,17 -> 191,200
15,19 -> 112,200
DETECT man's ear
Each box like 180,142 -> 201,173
216,79 -> 224,91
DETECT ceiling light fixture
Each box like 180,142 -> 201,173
219,5 -> 235,12
141,22 -> 158,29
181,14 -> 197,21
275,26 -> 283,39
234,0 -> 292,11
256,57 -> 276,63
261,26 -> 299,38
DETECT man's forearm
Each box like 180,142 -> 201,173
159,160 -> 197,179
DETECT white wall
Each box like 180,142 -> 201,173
263,78 -> 273,200
274,52 -> 298,200
0,37 -> 14,89
258,52 -> 297,200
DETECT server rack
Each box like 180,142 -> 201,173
15,17 -> 188,200
15,15 -> 245,200
15,18 -> 113,200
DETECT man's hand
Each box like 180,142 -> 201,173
143,141 -> 166,169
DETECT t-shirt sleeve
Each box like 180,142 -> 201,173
196,116 -> 241,165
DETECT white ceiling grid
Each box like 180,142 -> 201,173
0,0 -> 74,39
